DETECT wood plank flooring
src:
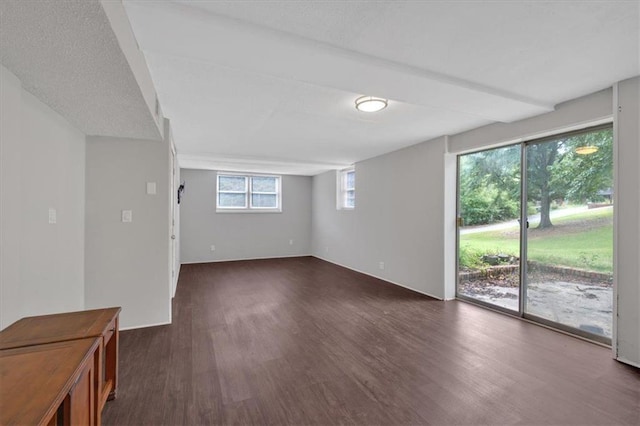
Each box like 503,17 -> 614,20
102,257 -> 639,425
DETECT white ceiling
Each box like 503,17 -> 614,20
123,0 -> 639,175
0,0 -> 161,140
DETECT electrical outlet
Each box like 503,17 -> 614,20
210,245 -> 216,251
289,239 -> 294,245
379,262 -> 385,270
325,246 -> 329,253
121,210 -> 132,223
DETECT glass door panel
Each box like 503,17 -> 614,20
457,144 -> 521,312
524,128 -> 613,341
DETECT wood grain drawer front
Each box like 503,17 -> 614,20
69,358 -> 95,425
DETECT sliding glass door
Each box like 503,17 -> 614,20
524,128 -> 614,342
457,125 -> 613,343
457,144 -> 521,312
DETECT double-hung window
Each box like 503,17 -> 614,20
338,168 -> 355,209
217,173 -> 281,212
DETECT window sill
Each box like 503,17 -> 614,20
216,208 -> 282,214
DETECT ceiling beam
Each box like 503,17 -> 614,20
125,1 -> 555,124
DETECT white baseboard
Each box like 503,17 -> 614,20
181,254 -> 312,265
311,255 -> 443,301
172,263 -> 181,298
616,356 -> 640,369
120,321 -> 171,331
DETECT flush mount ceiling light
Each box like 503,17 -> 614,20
355,96 -> 388,112
575,146 -> 599,155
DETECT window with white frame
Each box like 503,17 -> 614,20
217,173 -> 281,212
338,168 -> 355,209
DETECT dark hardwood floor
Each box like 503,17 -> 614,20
102,257 -> 639,425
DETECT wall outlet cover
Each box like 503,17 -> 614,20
122,210 -> 133,223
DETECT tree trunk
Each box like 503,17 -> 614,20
536,143 -> 558,229
539,181 -> 553,228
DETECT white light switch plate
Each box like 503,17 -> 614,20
146,182 -> 157,195
48,208 -> 57,224
122,210 -> 132,223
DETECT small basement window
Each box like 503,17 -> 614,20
217,173 -> 281,212
338,167 -> 355,209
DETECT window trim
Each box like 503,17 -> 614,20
337,167 -> 355,210
217,175 -> 249,209
216,172 -> 282,213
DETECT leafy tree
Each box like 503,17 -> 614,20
550,130 -> 613,204
459,145 -> 520,226
527,128 -> 612,228
460,128 -> 612,229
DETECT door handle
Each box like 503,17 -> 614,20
171,235 -> 176,240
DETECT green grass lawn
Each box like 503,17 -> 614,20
460,207 -> 613,273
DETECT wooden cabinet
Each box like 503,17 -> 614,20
0,308 -> 121,425
0,338 -> 99,425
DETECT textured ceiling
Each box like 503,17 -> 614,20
0,0 -> 161,140
123,0 -> 639,174
184,0 -> 640,105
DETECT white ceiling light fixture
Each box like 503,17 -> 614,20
355,96 -> 388,112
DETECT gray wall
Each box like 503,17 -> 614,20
448,89 -> 613,153
0,65 -> 86,329
180,169 -> 312,262
312,138 -> 448,299
614,76 -> 640,367
85,128 -> 172,329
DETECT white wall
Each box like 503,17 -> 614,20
85,124 -> 172,329
614,76 -> 640,367
172,150 -> 180,297
180,169 -> 312,263
0,65 -> 86,329
312,138 -> 448,299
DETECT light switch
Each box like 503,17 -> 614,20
122,210 -> 132,223
48,208 -> 57,224
146,182 -> 157,195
